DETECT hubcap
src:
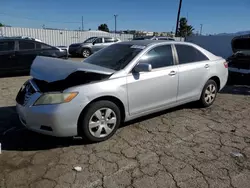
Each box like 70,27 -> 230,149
204,84 -> 216,104
88,108 -> 117,138
83,50 -> 90,57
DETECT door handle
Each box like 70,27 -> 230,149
169,71 -> 177,76
204,64 -> 209,68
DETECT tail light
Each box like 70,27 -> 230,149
223,61 -> 228,68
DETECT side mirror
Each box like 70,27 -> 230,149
92,41 -> 96,45
133,63 -> 152,73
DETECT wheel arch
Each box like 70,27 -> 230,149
199,76 -> 221,99
209,76 -> 221,90
77,95 -> 126,136
81,47 -> 92,54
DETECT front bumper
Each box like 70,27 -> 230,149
15,81 -> 86,137
16,102 -> 83,137
68,47 -> 82,55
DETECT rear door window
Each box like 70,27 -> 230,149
175,44 -> 209,64
19,41 -> 35,50
0,41 -> 15,52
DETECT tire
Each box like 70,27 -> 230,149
82,48 -> 91,58
79,100 -> 121,142
199,80 -> 218,107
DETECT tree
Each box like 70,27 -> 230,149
98,24 -> 109,32
177,17 -> 194,37
0,23 -> 4,27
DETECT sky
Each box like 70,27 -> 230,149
0,0 -> 249,34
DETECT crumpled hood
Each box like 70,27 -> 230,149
30,56 -> 115,83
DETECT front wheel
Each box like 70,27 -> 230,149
82,48 -> 91,58
79,100 -> 121,142
199,80 -> 218,107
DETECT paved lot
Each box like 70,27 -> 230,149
0,68 -> 250,188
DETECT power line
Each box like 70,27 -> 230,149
0,13 -> 81,24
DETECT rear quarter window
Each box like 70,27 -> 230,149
175,44 -> 209,64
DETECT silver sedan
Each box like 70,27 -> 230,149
16,40 -> 228,142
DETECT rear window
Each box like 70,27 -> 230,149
36,43 -> 53,49
84,44 -> 144,71
0,41 -> 15,52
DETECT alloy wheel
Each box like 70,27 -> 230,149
88,108 -> 117,138
82,49 -> 90,57
204,84 -> 216,104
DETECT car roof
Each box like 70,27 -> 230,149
119,40 -> 187,46
0,38 -> 38,42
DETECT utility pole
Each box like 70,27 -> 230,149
175,0 -> 183,37
114,14 -> 118,37
81,16 -> 84,31
200,24 -> 203,35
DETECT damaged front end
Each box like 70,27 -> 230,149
28,55 -> 114,93
228,35 -> 250,83
32,71 -> 111,92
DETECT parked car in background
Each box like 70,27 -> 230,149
16,40 -> 228,142
227,34 -> 250,83
56,45 -> 69,55
69,36 -> 121,58
133,36 -> 175,41
0,38 -> 68,74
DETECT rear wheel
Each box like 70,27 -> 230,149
199,80 -> 218,107
82,48 -> 91,58
79,100 -> 121,142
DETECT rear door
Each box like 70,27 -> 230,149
16,40 -> 37,70
0,40 -> 17,72
174,44 -> 210,102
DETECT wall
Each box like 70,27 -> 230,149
186,35 -> 237,59
0,27 -> 134,46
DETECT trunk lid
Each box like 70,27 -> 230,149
30,56 -> 115,83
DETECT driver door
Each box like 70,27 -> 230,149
126,44 -> 178,115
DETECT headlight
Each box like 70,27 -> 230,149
34,92 -> 78,106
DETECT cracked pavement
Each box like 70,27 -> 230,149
0,73 -> 250,188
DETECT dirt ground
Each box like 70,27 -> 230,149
0,62 -> 250,188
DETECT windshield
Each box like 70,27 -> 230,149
84,37 -> 98,43
133,36 -> 153,40
84,43 -> 144,71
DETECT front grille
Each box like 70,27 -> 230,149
16,81 -> 36,105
